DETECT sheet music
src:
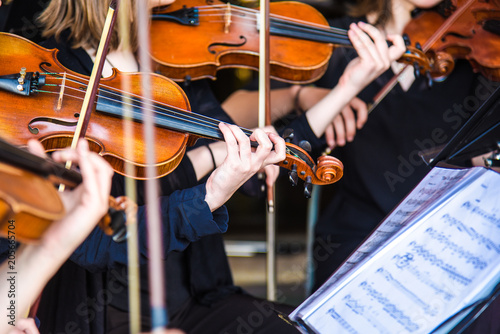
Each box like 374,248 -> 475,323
332,167 -> 478,285
291,167 -> 500,334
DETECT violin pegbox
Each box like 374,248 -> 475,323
279,129 -> 343,198
399,34 -> 455,87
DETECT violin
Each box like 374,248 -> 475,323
0,137 -> 128,243
0,32 -> 343,195
149,0 -> 432,83
403,0 -> 500,81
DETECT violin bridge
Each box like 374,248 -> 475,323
224,2 -> 231,33
56,72 -> 66,111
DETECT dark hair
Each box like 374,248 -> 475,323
346,0 -> 393,26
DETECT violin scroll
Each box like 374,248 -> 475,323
279,141 -> 344,198
426,49 -> 455,81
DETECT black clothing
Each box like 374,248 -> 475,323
292,16 -> 500,334
306,17 -> 486,290
107,293 -> 297,334
36,32 -> 299,334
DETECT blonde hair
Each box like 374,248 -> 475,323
37,0 -> 138,52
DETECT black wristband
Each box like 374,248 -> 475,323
206,145 -> 216,171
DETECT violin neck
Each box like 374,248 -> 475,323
96,92 -> 253,143
268,17 -> 352,46
152,6 -> 353,47
0,138 -> 82,187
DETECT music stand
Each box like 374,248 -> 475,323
427,83 -> 500,167
426,82 -> 500,333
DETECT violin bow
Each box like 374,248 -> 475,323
368,0 -> 476,114
60,0 -> 120,189
27,0 -> 142,329
136,1 -> 170,331
258,0 -> 277,301
117,0 -> 142,333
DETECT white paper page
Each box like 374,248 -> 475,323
297,168 -> 500,334
291,167 -> 478,321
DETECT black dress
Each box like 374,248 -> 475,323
36,31 -> 300,334
307,17 -> 490,290
285,15 -> 500,334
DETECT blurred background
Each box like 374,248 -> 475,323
0,0 -> 349,306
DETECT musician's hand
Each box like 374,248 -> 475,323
7,318 -> 38,334
26,139 -> 47,158
325,97 -> 368,149
39,139 -> 113,258
471,151 -> 500,173
338,22 -> 405,95
204,123 -> 285,211
258,126 -> 280,188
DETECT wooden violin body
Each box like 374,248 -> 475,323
149,0 -> 434,83
404,0 -> 500,81
0,136 -> 129,243
0,32 -> 343,187
150,0 -> 333,83
0,32 -> 191,179
0,162 -> 65,243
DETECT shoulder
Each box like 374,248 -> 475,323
40,30 -> 93,75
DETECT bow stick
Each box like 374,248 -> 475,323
117,0 -> 141,332
136,2 -> 169,331
367,0 -> 476,114
60,0 -> 120,190
258,0 -> 277,301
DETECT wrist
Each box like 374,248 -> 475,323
337,74 -> 369,99
291,85 -> 304,114
204,176 -> 223,212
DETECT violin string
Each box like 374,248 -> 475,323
43,83 -> 228,135
39,73 -> 253,137
193,16 -> 351,44
36,80 -> 229,137
196,5 -> 349,35
193,6 -> 351,41
196,10 -> 350,41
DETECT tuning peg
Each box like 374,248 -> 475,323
282,128 -> 294,143
402,33 -> 411,47
304,176 -> 312,199
415,42 -> 422,51
109,208 -> 128,242
299,140 -> 312,153
425,71 -> 433,89
288,164 -> 298,186
413,62 -> 421,79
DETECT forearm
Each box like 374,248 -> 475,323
0,244 -> 68,330
186,141 -> 227,181
305,83 -> 359,137
222,86 -> 300,128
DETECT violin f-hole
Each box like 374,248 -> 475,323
28,117 -> 79,135
208,36 -> 247,54
39,61 -> 53,73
